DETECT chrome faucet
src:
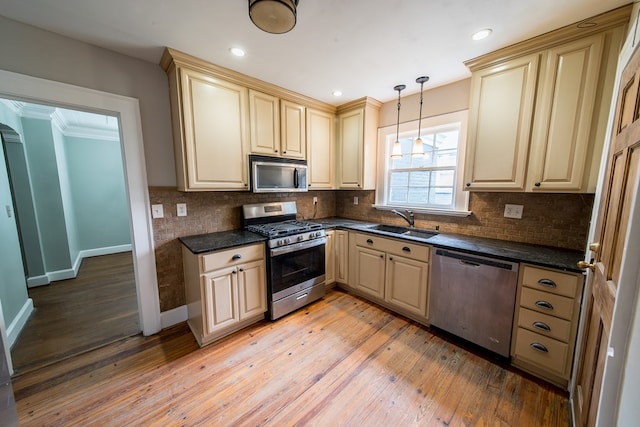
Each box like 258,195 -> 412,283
391,209 -> 414,228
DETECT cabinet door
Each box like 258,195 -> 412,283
464,53 -> 539,190
180,67 -> 249,190
528,34 -> 604,191
385,255 -> 429,317
354,246 -> 385,299
202,267 -> 239,335
307,108 -> 335,189
337,108 -> 364,188
281,100 -> 306,159
237,260 -> 267,320
249,90 -> 280,155
325,230 -> 335,285
335,230 -> 349,284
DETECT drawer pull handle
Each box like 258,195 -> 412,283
296,293 -> 308,300
538,278 -> 557,288
366,239 -> 374,244
533,321 -> 551,332
535,300 -> 554,310
232,254 -> 242,261
402,246 -> 411,253
530,342 -> 549,353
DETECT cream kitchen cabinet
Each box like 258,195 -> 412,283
162,54 -> 250,191
336,97 -> 382,189
182,243 -> 267,347
249,90 -> 306,159
510,264 -> 584,388
334,230 -> 349,285
325,230 -> 335,286
306,108 -> 335,189
350,232 -> 429,320
464,9 -> 627,193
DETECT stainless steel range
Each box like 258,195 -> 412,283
243,201 -> 326,320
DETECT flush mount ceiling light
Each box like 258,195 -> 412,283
412,76 -> 429,157
391,84 -> 406,159
229,47 -> 245,57
249,0 -> 299,34
472,28 -> 493,41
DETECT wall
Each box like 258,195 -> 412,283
0,15 -> 175,187
149,189 -> 336,311
336,190 -> 593,251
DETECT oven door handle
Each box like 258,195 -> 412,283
270,237 -> 327,257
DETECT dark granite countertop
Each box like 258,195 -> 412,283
179,230 -> 267,254
310,217 -> 584,273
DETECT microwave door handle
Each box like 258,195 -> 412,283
293,168 -> 299,188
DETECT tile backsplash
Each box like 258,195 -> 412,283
150,187 -> 592,312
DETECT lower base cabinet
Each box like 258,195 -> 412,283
350,232 -> 430,321
182,243 -> 267,347
510,264 -> 583,388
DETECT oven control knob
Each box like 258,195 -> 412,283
315,231 -> 323,237
309,233 -> 315,239
297,235 -> 304,242
284,238 -> 291,244
277,239 -> 283,246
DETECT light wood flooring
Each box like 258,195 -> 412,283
10,252 -> 140,375
13,288 -> 570,426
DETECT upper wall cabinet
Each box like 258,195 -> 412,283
306,108 -> 335,189
249,90 -> 306,159
161,48 -> 335,191
336,97 -> 382,190
463,6 -> 630,193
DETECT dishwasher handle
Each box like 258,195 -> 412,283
435,249 -> 516,271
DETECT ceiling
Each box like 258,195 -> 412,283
0,0 -> 631,105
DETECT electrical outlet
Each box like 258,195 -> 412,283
354,196 -> 359,205
177,203 -> 187,217
313,197 -> 318,205
504,204 -> 523,219
151,204 -> 164,219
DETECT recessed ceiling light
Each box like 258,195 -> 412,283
229,47 -> 245,57
332,90 -> 343,97
472,28 -> 493,41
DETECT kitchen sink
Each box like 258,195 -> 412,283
369,224 -> 438,239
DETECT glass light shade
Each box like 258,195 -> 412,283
411,137 -> 424,157
391,140 -> 402,159
249,0 -> 297,34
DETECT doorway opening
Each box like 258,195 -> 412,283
1,101 -> 141,373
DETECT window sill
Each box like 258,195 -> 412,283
372,204 -> 472,217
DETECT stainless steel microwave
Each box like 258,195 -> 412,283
249,155 -> 308,193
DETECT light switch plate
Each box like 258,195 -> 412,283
354,196 -> 359,205
177,203 -> 187,217
151,204 -> 164,219
504,204 -> 523,219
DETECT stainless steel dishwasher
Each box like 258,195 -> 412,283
429,248 -> 519,357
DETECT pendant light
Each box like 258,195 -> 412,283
391,84 -> 406,159
412,76 -> 430,157
249,0 -> 299,34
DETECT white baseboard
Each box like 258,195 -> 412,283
161,305 -> 188,329
7,298 -> 34,348
40,244 -> 133,284
27,274 -> 50,288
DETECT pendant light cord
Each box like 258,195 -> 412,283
416,76 -> 429,140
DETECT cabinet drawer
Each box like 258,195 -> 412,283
520,287 -> 574,320
354,233 -> 429,261
517,307 -> 571,342
514,327 -> 569,376
521,265 -> 579,298
202,243 -> 264,272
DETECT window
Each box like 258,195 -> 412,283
374,110 -> 470,216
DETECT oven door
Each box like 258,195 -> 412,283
269,238 -> 326,301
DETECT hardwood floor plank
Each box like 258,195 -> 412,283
13,289 -> 570,426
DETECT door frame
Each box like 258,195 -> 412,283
570,12 -> 640,425
0,70 -> 161,345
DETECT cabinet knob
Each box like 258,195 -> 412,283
534,182 -> 541,187
275,149 -> 278,153
283,151 -> 287,154
389,256 -> 393,261
366,239 -> 373,244
238,268 -> 244,272
232,270 -> 237,274
466,183 -> 471,187
380,254 -> 384,259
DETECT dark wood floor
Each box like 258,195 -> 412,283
13,289 -> 570,426
10,252 -> 140,375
